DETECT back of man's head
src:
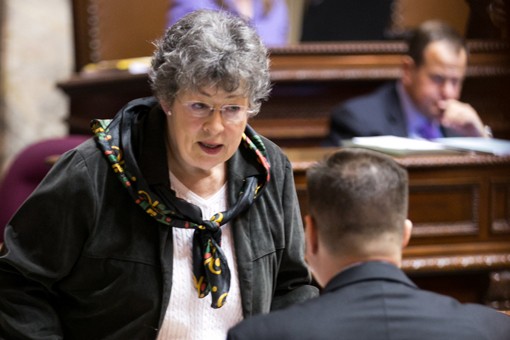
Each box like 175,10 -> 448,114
406,20 -> 467,67
306,149 -> 409,256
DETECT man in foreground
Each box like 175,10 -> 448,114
228,148 -> 510,339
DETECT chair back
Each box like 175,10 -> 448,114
0,135 -> 90,242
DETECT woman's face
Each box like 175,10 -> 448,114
162,85 -> 250,177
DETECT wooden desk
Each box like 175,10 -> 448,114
285,147 -> 510,307
58,41 -> 510,146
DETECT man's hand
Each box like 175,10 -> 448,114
437,99 -> 490,137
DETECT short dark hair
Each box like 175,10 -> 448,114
306,149 -> 409,253
406,20 -> 467,67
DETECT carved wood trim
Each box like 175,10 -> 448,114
493,220 -> 510,233
270,68 -> 401,81
410,222 -> 478,237
286,148 -> 510,172
403,235 -> 510,276
86,0 -> 101,63
395,155 -> 510,168
270,41 -> 407,55
269,40 -> 510,55
268,40 -> 510,81
71,0 -> 101,70
485,270 -> 510,311
270,65 -> 510,81
491,180 -> 510,234
402,253 -> 510,273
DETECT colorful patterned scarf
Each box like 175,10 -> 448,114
91,109 -> 270,309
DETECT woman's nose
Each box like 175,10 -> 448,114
203,108 -> 225,134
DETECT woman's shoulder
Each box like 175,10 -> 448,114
232,131 -> 290,176
256,135 -> 294,177
53,137 -> 107,174
258,134 -> 287,161
73,137 -> 102,160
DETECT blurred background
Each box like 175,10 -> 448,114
0,0 -> 508,175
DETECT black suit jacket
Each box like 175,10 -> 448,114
228,261 -> 510,340
323,82 -> 459,146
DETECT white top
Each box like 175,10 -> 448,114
157,172 -> 243,340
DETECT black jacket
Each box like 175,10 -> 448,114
323,82 -> 460,146
228,261 -> 510,340
0,97 -> 318,339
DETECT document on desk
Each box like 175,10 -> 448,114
348,136 -> 510,156
347,136 -> 457,155
434,137 -> 510,156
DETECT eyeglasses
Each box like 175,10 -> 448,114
181,101 -> 254,123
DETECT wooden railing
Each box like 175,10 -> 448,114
58,41 -> 510,146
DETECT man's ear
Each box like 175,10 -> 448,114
304,214 -> 319,257
402,219 -> 413,248
401,56 -> 416,87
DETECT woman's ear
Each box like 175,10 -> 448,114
401,56 -> 416,87
160,101 -> 172,116
402,219 -> 413,248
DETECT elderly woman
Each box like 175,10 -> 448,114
0,9 -> 317,340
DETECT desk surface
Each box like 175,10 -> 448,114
284,147 -> 510,170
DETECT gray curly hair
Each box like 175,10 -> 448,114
149,9 -> 272,116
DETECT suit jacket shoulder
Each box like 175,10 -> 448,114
323,82 -> 408,146
227,261 -> 510,340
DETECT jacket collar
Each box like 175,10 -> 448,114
323,261 -> 417,294
382,82 -> 409,136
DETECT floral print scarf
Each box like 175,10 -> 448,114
91,103 -> 270,309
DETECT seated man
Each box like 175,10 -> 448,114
323,20 -> 491,146
228,148 -> 510,340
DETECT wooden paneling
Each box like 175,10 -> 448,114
408,180 -> 480,238
58,41 -> 510,145
286,147 -> 510,305
72,0 -> 168,71
394,0 -> 470,35
492,180 -> 510,234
